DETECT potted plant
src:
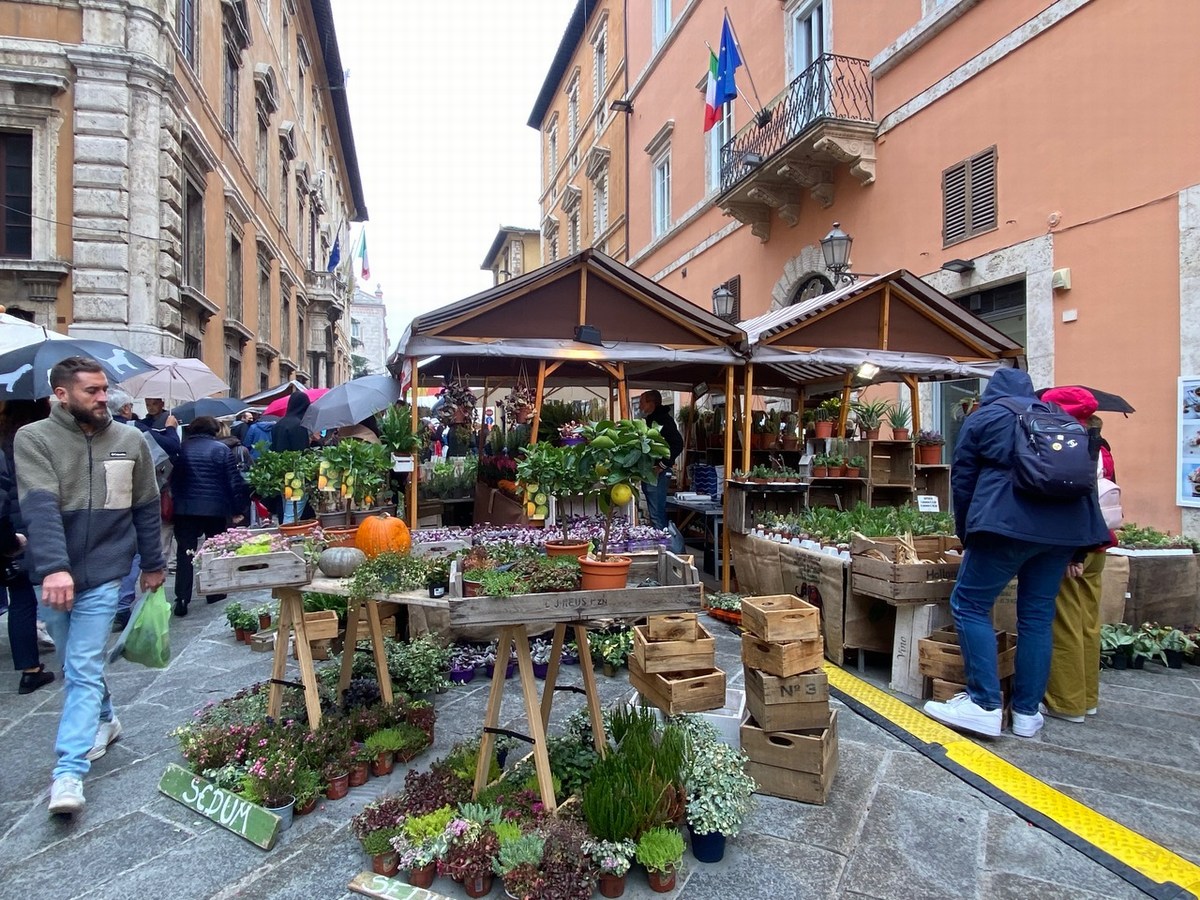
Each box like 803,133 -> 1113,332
293,767 -> 322,816
225,601 -> 246,640
846,454 -> 866,478
437,376 -> 478,426
578,418 -> 671,589
362,826 -> 405,876
392,806 -> 453,888
255,604 -> 274,631
591,628 -> 633,677
517,442 -> 592,556
448,644 -> 478,684
916,429 -> 945,464
379,404 -> 421,472
811,454 -> 829,479
502,382 -> 537,425
852,399 -> 890,440
811,406 -> 834,440
425,556 -> 451,600
1130,624 -> 1165,669
582,838 -> 637,898
492,832 -> 546,897
244,750 -> 299,830
683,740 -> 756,863
530,636 -> 553,679
440,815 -> 501,896
1156,626 -> 1195,668
1100,622 -> 1135,669
365,728 -> 405,777
635,826 -> 685,892
558,419 -> 586,446
887,403 -> 911,441
393,633 -> 452,697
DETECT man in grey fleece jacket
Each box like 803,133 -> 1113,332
15,357 -> 165,815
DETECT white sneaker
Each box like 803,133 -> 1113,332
48,775 -> 85,815
1039,702 -> 1084,724
1012,709 -> 1044,738
37,621 -> 55,650
924,692 -> 1001,737
1086,707 -> 1098,716
85,717 -> 122,761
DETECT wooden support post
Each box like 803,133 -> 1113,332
528,360 -> 548,446
904,375 -> 921,438
574,626 -> 607,755
365,600 -> 394,705
268,587 -> 322,728
478,378 -> 491,454
838,373 -> 854,438
408,379 -> 419,527
741,363 -> 754,472
579,265 -> 588,326
266,588 -> 294,720
880,284 -> 892,350
722,364 -> 735,592
473,627 -> 511,800
513,628 -> 557,812
617,362 -> 630,419
338,597 -> 360,698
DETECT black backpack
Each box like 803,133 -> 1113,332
996,398 -> 1097,499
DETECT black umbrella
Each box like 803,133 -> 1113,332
0,339 -> 156,400
1035,385 -> 1135,415
172,397 -> 250,424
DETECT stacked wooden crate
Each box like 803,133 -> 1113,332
738,595 -> 838,805
628,613 -> 726,714
919,625 -> 1016,719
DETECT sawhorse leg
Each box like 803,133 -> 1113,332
538,624 -> 607,755
266,588 -> 322,729
338,597 -> 395,706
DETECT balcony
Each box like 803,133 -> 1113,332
305,269 -> 348,323
717,54 -> 876,242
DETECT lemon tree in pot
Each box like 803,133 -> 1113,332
578,419 -> 670,589
516,441 -> 591,556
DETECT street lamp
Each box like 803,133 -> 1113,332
712,285 -> 735,320
820,222 -> 855,285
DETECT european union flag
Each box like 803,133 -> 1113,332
326,235 -> 341,272
713,14 -> 742,107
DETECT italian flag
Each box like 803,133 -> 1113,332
357,229 -> 370,279
703,50 -> 719,132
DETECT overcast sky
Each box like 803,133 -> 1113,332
330,0 -> 573,359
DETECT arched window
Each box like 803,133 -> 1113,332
789,273 -> 833,305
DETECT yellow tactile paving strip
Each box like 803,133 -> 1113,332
825,664 -> 1200,899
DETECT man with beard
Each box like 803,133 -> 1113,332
14,357 -> 165,815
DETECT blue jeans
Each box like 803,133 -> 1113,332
950,534 -> 1076,716
118,554 -> 140,613
282,498 -> 304,524
37,580 -> 119,779
641,469 -> 672,529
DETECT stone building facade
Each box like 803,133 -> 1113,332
349,284 -> 389,375
0,0 -> 366,394
480,226 -> 542,285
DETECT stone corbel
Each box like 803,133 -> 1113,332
778,161 -> 836,209
722,201 -> 771,243
812,131 -> 877,186
746,182 -> 801,227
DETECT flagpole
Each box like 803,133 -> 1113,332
723,8 -> 772,125
706,39 -> 762,123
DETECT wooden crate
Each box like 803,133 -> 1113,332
646,613 -> 699,642
742,709 -> 838,806
889,602 -> 952,698
741,595 -> 821,643
745,667 -> 831,732
632,623 -> 715,673
850,534 -> 963,603
196,551 -> 311,595
918,626 -> 1016,682
628,655 -> 726,714
741,633 -> 824,678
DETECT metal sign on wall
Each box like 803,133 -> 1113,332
1178,377 -> 1200,508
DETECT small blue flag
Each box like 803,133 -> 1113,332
714,14 -> 742,107
326,235 -> 341,272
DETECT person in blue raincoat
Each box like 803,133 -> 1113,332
923,368 -> 1109,740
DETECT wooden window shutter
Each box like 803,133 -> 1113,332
942,162 -> 968,245
968,146 -> 997,235
943,146 -> 997,246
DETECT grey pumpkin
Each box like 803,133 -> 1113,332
318,546 -> 367,578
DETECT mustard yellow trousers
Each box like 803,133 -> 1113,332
1044,551 -> 1106,717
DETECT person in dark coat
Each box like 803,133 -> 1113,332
271,392 -> 313,523
923,368 -> 1110,740
231,411 -> 255,444
0,399 -> 54,693
638,390 -> 685,529
170,416 -> 248,616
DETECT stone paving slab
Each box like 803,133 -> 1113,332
2,592 -> 1196,899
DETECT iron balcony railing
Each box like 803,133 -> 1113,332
720,54 -> 874,193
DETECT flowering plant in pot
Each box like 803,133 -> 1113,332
440,811 -> 501,895
392,805 -> 453,887
635,826 -> 685,892
683,739 -> 757,863
243,750 -> 298,818
578,419 -> 670,586
516,441 -> 591,552
582,838 -> 637,897
502,382 -> 537,424
491,831 -> 545,897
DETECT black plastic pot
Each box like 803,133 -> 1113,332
1164,649 -> 1185,669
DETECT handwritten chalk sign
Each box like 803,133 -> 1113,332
917,495 -> 941,513
158,763 -> 281,850
348,871 -> 450,900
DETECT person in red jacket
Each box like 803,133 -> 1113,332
1041,386 -> 1114,722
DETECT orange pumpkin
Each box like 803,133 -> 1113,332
355,512 -> 412,558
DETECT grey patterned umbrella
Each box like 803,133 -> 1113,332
0,339 -> 156,400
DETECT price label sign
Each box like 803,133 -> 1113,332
917,495 -> 941,513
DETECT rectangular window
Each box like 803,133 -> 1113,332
297,308 -> 306,359
547,125 -> 558,176
593,173 -> 608,239
279,159 -> 289,230
308,207 -> 318,270
943,146 -> 998,246
256,117 -> 269,192
281,13 -> 289,75
296,189 -> 305,252
223,50 -> 240,138
548,233 -> 559,262
706,101 -> 734,193
281,290 -> 291,358
593,29 -> 607,116
227,233 -> 243,322
178,0 -> 198,68
228,356 -> 241,394
183,334 -> 201,358
182,173 -> 205,289
0,132 -> 33,258
789,1 -> 825,79
260,371 -> 269,392
568,212 -> 580,254
567,82 -> 579,145
652,151 -> 671,238
258,257 -> 271,342
652,0 -> 671,49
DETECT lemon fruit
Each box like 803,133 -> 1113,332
610,483 -> 633,505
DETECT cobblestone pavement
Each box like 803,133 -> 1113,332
1,586 -> 1193,900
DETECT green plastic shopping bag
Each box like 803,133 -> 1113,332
122,586 -> 171,668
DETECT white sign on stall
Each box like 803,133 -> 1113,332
917,495 -> 941,513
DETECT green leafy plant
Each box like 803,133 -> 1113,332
362,825 -> 405,857
479,569 -> 522,598
580,419 -> 671,560
590,628 -> 634,668
224,601 -> 245,629
852,399 -> 890,432
379,404 -> 421,455
517,442 -> 592,543
1131,623 -> 1166,665
635,826 -> 684,875
706,592 -> 742,611
491,832 -> 545,877
848,455 -> 866,470
349,552 -> 430,602
389,632 -> 452,695
887,403 -> 911,430
683,739 -> 756,837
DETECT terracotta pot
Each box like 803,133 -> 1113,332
348,761 -> 369,787
324,772 -> 350,800
812,466 -> 829,478
917,443 -> 943,465
865,428 -> 881,441
599,872 -> 627,897
545,539 -> 590,558
324,525 -> 359,548
578,555 -> 632,590
372,851 -> 400,877
892,427 -> 910,441
235,627 -> 246,641
242,631 -> 254,645
371,751 -> 394,777
515,407 -> 532,424
647,867 -> 677,893
294,795 -> 318,816
278,519 -> 318,537
463,874 -> 493,897
258,614 -> 271,630
463,579 -> 482,598
838,465 -> 850,477
781,437 -> 800,451
844,467 -> 860,478
814,421 -> 834,439
408,862 -> 436,888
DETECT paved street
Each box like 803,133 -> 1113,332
0,587 -> 1195,900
